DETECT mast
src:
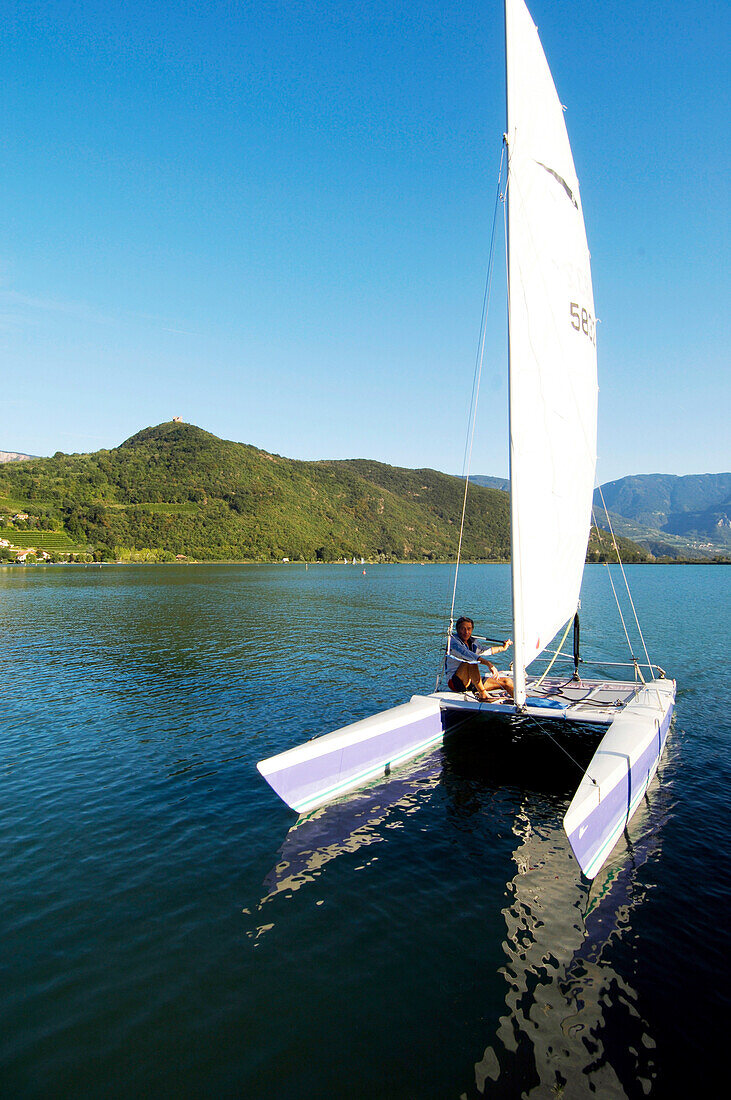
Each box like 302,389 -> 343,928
504,0 -> 527,707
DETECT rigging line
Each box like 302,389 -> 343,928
529,615 -> 574,691
577,658 -> 662,672
596,487 -> 665,710
528,712 -> 598,786
591,505 -> 641,678
596,484 -> 655,674
440,144 -> 506,689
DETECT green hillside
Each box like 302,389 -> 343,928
0,528 -> 80,553
0,421 -> 650,563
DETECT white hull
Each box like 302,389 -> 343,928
257,675 -> 675,878
563,677 -> 675,878
257,695 -> 444,815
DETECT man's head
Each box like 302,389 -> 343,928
455,616 -> 474,642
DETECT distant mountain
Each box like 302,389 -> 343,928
0,451 -> 35,464
593,473 -> 731,556
0,421 -> 648,564
467,474 -> 510,493
466,470 -> 730,559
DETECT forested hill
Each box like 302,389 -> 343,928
0,421 -> 649,563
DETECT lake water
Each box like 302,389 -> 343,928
1,563 -> 728,1097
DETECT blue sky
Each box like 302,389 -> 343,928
2,0 -> 728,482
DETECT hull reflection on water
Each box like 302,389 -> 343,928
472,736 -> 677,1099
247,752 -> 445,937
250,712 -> 676,1098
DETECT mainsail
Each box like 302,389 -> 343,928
505,0 -> 598,705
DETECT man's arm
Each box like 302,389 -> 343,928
478,638 -> 512,675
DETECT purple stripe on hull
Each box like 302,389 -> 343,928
567,701 -> 673,876
264,710 -> 445,811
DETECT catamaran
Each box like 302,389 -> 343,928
257,0 -> 675,881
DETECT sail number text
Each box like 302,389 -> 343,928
570,301 -> 596,345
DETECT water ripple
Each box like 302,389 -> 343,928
0,564 -> 728,1097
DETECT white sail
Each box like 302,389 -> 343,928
505,0 -> 598,705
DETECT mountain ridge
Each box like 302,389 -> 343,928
593,473 -> 731,553
0,421 -> 655,564
468,470 -> 731,558
0,451 -> 35,464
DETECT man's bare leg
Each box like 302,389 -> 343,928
481,675 -> 514,699
454,662 -> 493,700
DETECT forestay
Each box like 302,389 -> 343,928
505,0 -> 598,705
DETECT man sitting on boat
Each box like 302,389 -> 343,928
446,616 -> 514,700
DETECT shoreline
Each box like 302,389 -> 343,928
1,558 -> 728,569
